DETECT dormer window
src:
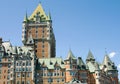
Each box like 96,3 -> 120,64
108,62 -> 111,66
50,61 -> 53,65
35,12 -> 40,23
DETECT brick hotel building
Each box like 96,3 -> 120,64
0,4 -> 119,84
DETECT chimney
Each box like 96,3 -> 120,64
0,38 -> 2,44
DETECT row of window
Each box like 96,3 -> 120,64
16,67 -> 32,72
41,67 -> 61,70
0,63 -> 11,68
37,72 -> 64,77
16,62 -> 31,66
36,78 -> 64,83
17,81 -> 30,84
0,69 -> 13,74
0,74 -> 13,80
17,73 -> 30,77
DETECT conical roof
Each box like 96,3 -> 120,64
66,50 -> 76,60
102,54 -> 112,65
86,50 -> 95,60
102,54 -> 117,71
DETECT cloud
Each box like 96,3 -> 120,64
109,52 -> 116,58
118,64 -> 120,69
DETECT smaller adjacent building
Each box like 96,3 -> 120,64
14,46 -> 35,84
0,38 -> 36,84
64,50 -> 89,84
86,50 -> 118,84
0,39 -> 14,84
36,58 -> 65,84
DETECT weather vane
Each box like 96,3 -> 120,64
105,48 -> 107,54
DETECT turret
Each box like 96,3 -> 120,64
86,50 -> 95,64
22,13 -> 28,44
102,54 -> 118,84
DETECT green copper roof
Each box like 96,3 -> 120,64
38,58 -> 65,69
77,57 -> 86,70
66,50 -> 76,60
23,12 -> 29,22
102,54 -> 117,71
95,62 -> 100,71
87,62 -> 96,72
47,12 -> 51,21
86,50 -> 95,60
102,54 -> 112,65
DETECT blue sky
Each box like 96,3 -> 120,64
0,0 -> 120,79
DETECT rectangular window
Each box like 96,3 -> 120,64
29,68 -> 32,71
26,67 -> 28,71
57,79 -> 60,82
17,81 -> 20,84
17,73 -> 20,77
48,78 -> 53,83
54,73 -> 56,76
23,63 -> 25,66
22,81 -> 24,84
27,81 -> 30,84
29,62 -> 31,66
0,69 -> 1,74
62,72 -> 64,76
19,68 -> 22,71
22,73 -> 25,77
0,64 -> 2,68
7,75 -> 10,80
57,73 -> 59,76
27,73 -> 30,77
16,68 -> 18,72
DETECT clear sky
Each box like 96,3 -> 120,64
0,0 -> 120,79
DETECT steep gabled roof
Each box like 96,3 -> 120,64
77,57 -> 86,70
102,54 -> 112,65
102,54 -> 117,71
86,50 -> 95,60
66,50 -> 76,60
77,57 -> 85,66
95,62 -> 100,71
29,3 -> 48,21
87,62 -> 96,72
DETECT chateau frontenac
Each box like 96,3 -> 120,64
0,3 -> 119,84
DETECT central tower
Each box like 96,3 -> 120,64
22,4 -> 56,58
